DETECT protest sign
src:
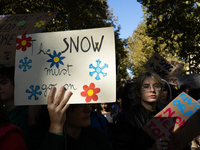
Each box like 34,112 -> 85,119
143,92 -> 200,150
14,27 -> 116,105
177,73 -> 200,89
0,14 -> 7,21
0,12 -> 58,66
144,52 -> 176,81
168,61 -> 184,86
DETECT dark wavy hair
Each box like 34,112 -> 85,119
0,65 -> 15,85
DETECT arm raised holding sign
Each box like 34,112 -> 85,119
113,72 -> 170,150
47,86 -> 72,135
38,86 -> 112,150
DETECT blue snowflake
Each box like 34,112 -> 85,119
26,85 -> 42,100
19,57 -> 32,72
89,59 -> 108,80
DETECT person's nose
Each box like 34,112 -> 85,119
149,86 -> 155,92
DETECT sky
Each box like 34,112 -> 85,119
107,0 -> 144,40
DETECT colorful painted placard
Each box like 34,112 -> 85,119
14,27 -> 116,105
144,52 -> 176,81
0,12 -> 58,66
143,92 -> 200,150
177,73 -> 200,89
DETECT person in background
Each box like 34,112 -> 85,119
0,65 -> 41,143
157,79 -> 178,110
111,88 -> 123,124
100,103 -> 113,124
90,104 -> 108,135
179,84 -> 191,94
99,102 -> 114,146
113,72 -> 170,150
120,82 -> 135,112
30,86 -> 112,150
0,101 -> 27,150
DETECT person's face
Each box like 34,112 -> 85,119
0,77 -> 14,102
66,104 -> 92,128
185,88 -> 190,94
100,103 -> 107,110
137,77 -> 162,107
117,98 -> 122,107
159,90 -> 168,105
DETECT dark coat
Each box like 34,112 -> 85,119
113,104 -> 158,150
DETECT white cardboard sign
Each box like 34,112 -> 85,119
14,27 -> 116,105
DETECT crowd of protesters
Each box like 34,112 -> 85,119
0,65 -> 200,150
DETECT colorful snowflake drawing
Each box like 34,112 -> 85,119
34,20 -> 46,28
19,57 -> 32,72
45,12 -> 55,17
16,34 -> 32,51
26,85 -> 42,100
17,20 -> 26,26
47,50 -> 65,69
80,83 -> 100,103
89,59 -> 108,80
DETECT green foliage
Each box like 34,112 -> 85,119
127,22 -> 185,78
0,0 -> 128,78
137,0 -> 200,74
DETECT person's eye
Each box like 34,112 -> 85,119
154,84 -> 160,88
143,85 -> 149,89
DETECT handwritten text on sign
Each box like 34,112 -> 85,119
143,92 -> 200,150
14,27 -> 116,105
0,12 -> 57,66
144,52 -> 176,80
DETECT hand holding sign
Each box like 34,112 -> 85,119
143,92 -> 200,150
48,86 -> 72,134
15,27 -> 116,105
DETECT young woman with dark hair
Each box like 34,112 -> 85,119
113,72 -> 170,150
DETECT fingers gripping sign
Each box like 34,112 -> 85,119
150,137 -> 170,150
47,86 -> 73,134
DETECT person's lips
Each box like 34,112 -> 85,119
149,95 -> 156,98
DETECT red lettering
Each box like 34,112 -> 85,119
152,128 -> 161,136
164,108 -> 175,117
173,116 -> 182,124
148,121 -> 157,128
162,120 -> 170,129
168,126 -> 174,134
156,114 -> 166,122
179,120 -> 187,128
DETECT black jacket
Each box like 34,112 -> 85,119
113,104 -> 158,150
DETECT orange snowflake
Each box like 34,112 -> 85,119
80,83 -> 100,103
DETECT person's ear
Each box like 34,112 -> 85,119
136,90 -> 141,97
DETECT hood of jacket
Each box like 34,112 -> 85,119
0,123 -> 23,138
161,78 -> 173,104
